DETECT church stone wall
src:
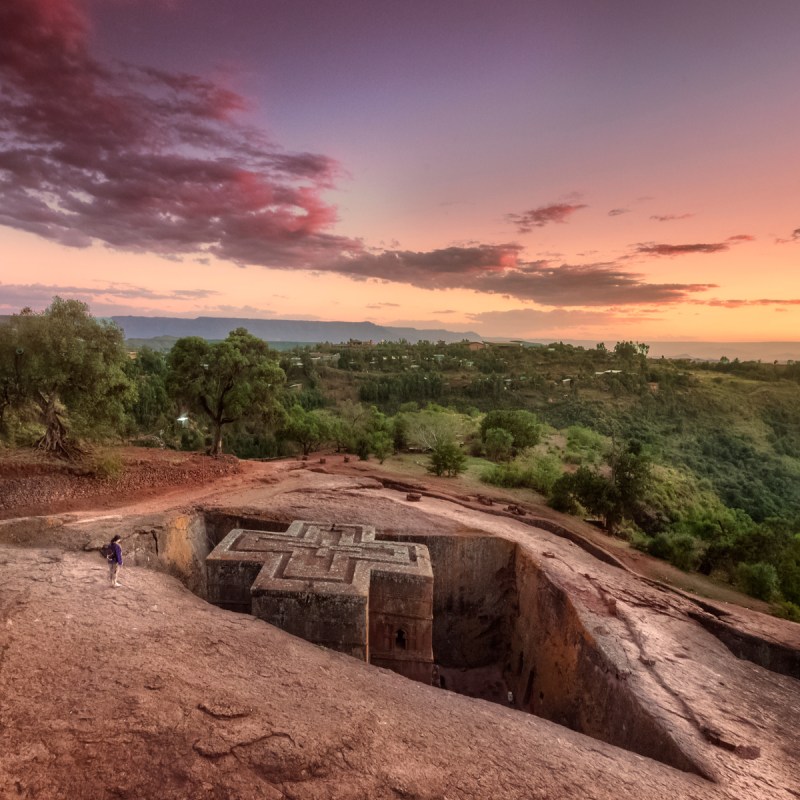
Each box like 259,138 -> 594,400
206,520 -> 434,682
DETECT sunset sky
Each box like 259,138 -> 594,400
1,0 -> 799,341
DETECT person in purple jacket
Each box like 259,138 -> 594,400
107,535 -> 123,587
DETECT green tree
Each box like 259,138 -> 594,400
282,405 -> 331,455
736,562 -> 779,601
571,466 -> 618,527
0,322 -> 23,435
336,400 -> 371,451
610,440 -> 651,522
548,442 -> 650,533
480,409 -> 541,454
370,430 -> 394,463
427,439 -> 467,477
392,413 -> 409,451
125,347 -> 171,432
167,328 -> 284,455
1,298 -> 133,457
406,407 -> 474,450
484,427 -> 514,462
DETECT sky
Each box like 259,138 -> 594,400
1,0 -> 799,342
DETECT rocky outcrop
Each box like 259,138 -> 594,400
0,463 -> 798,799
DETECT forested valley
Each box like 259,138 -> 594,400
2,299 -> 800,620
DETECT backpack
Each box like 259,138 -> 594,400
100,543 -> 114,561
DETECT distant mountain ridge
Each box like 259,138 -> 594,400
8,314 -> 798,361
111,316 -> 482,345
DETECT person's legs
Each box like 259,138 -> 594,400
109,561 -> 120,586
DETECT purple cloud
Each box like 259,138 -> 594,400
472,263 -> 715,306
0,1 -> 729,315
321,248 -> 715,306
636,235 -> 754,256
636,242 -> 729,256
608,208 -> 630,216
0,281 -> 217,313
0,0 -> 353,266
507,203 -> 588,233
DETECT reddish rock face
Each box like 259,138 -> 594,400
1,460 -> 799,799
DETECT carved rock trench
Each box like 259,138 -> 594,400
139,509 -> 710,777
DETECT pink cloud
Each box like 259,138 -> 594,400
507,203 -> 588,233
0,0 -> 351,266
636,235 -> 754,256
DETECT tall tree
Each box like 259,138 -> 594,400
167,328 -> 284,455
125,346 -> 172,432
404,407 -> 473,451
0,321 -> 23,435
480,410 -> 541,454
281,405 -> 331,455
1,298 -> 133,457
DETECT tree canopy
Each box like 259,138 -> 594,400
167,328 -> 284,455
480,409 -> 541,454
0,298 -> 133,457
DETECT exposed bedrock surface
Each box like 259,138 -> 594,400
1,464 -> 798,799
383,532 -> 705,775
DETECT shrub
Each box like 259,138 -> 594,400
484,427 -> 513,462
370,431 -> 393,463
91,451 -> 123,480
628,530 -> 653,553
647,532 -> 701,571
355,435 -> 371,460
565,425 -> 606,464
524,454 -> 562,494
428,440 -> 467,477
480,410 -> 541,453
735,562 -> 779,601
179,428 -> 205,452
480,463 -> 526,488
549,474 -> 580,514
773,600 -> 800,623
